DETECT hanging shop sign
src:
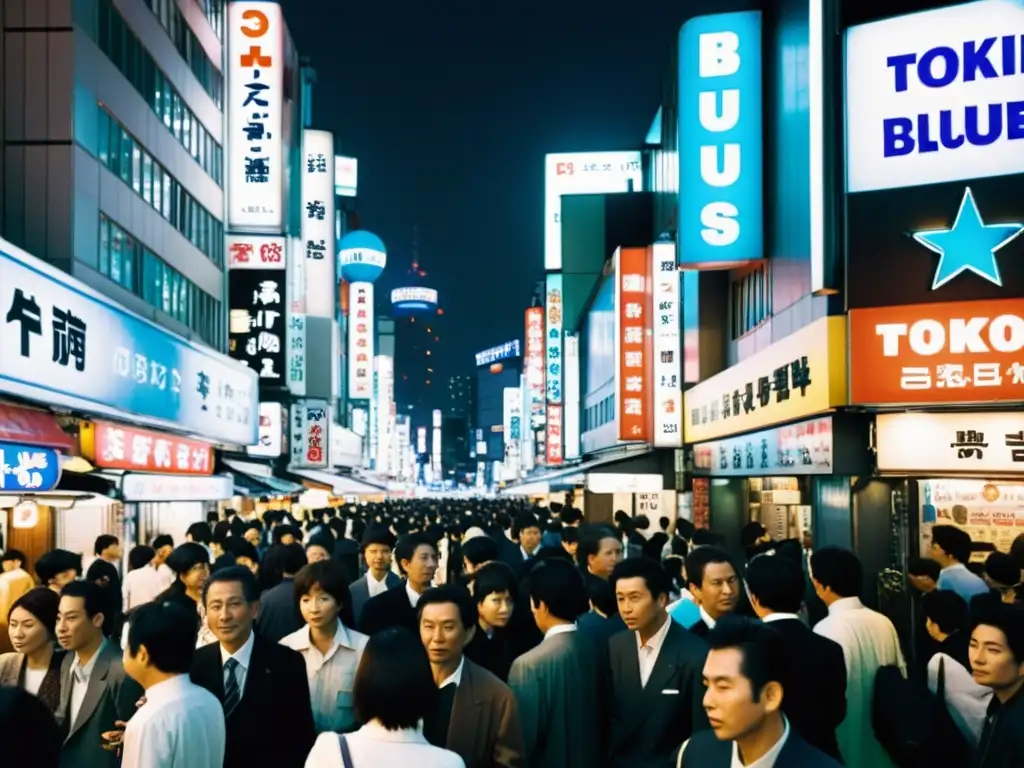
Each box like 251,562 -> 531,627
121,473 -> 234,503
545,274 -> 564,404
81,421 -> 213,475
877,412 -> 1024,475
617,247 -> 651,442
290,399 -> 329,469
692,416 -> 834,477
651,242 -> 682,447
684,316 -> 847,443
850,297 -> 1024,406
227,235 -> 286,270
286,313 -> 307,396
301,130 -> 336,319
545,404 -> 563,465
476,340 -> 521,368
0,441 -> 61,492
524,308 -> 546,429
0,243 -> 257,445
0,404 -> 74,450
228,267 -> 286,383
248,402 -> 285,458
347,283 -> 374,400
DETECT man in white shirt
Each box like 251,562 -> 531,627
121,601 -> 225,767
122,537 -> 175,614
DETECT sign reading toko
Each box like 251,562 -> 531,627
846,0 -> 1024,193
678,11 -> 763,268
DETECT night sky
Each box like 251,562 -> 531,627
279,0 -> 707,377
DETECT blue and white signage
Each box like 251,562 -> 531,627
0,242 -> 258,445
475,340 -> 521,367
846,0 -> 1024,193
678,11 -> 763,267
545,273 -> 563,404
0,441 -> 61,491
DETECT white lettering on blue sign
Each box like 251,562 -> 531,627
846,1 -> 1024,192
0,443 -> 60,491
475,340 -> 522,368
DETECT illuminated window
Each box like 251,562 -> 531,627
426,380 -> 431,385
426,351 -> 431,356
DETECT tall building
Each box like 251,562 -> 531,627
2,0 -> 229,350
446,374 -> 474,420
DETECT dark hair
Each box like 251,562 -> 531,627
128,546 -> 156,571
610,557 -> 671,600
932,526 -> 973,564
559,506 -> 583,526
810,547 -> 862,599
151,534 -> 174,551
1,548 -> 27,566
741,522 -> 768,549
462,536 -> 499,567
305,533 -> 335,554
361,525 -> 396,552
685,546 -> 737,590
394,533 -> 436,575
513,511 -> 541,539
923,589 -> 969,635
659,516 -> 671,531
34,549 -> 81,585
128,601 -> 198,673
277,542 -> 308,576
585,573 -> 616,616
692,529 -> 724,547
165,543 -> 210,576
353,627 -> 438,730
971,603 -> 1024,663
417,585 -> 476,629
561,526 -> 579,545
471,562 -> 518,604
0,685 -> 61,766
186,522 -> 212,545
745,554 -> 805,614
223,538 -> 259,564
211,553 -> 238,574
527,558 -> 588,621
93,534 -> 119,556
908,557 -> 941,581
985,552 -> 1021,588
577,524 -> 619,569
203,565 -> 261,605
60,580 -> 107,620
9,587 -> 59,634
707,614 -> 788,703
272,524 -> 301,545
293,559 -> 351,609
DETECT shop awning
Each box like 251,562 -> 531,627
286,467 -> 386,495
502,446 -> 655,495
221,459 -> 304,495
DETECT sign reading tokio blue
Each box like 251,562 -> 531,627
846,0 -> 1024,193
677,11 -> 763,268
0,441 -> 61,492
0,242 -> 258,446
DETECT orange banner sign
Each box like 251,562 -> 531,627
617,247 -> 652,442
81,421 -> 214,475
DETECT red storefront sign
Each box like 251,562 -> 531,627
0,404 -> 74,450
617,247 -> 652,442
82,421 -> 213,475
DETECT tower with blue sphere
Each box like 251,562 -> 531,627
339,231 -> 386,405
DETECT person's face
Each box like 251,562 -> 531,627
695,562 -> 739,619
56,596 -> 103,651
479,590 -> 514,628
703,647 -> 781,741
306,545 -> 330,564
51,569 -> 78,590
8,607 -> 51,655
562,539 -> 578,558
615,576 -> 666,634
299,584 -> 340,630
908,574 -> 937,593
589,537 -> 623,578
236,556 -> 259,575
970,623 -> 1024,690
930,541 -> 952,567
153,545 -> 173,566
205,580 -> 258,647
103,542 -> 123,560
402,544 -> 438,589
2,558 -> 20,573
364,544 -> 392,573
280,533 -> 296,546
243,528 -> 261,547
182,561 -> 210,592
420,601 -> 469,666
519,526 -> 542,553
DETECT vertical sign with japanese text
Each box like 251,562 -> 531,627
524,308 -> 546,458
228,266 -> 286,384
290,399 -> 328,469
227,235 -> 286,269
227,2 -> 284,232
652,242 -> 682,447
546,404 -> 563,465
545,274 -> 563,404
301,130 -> 336,318
617,248 -> 651,442
347,283 -> 374,399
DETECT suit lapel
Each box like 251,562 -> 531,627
642,631 -> 679,699
448,661 -> 483,756
58,652 -> 74,730
67,645 -> 113,741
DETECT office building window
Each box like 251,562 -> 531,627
730,263 -> 772,340
87,0 -> 223,186
146,0 -> 223,107
95,106 -> 224,267
99,213 -> 223,349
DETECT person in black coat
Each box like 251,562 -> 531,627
255,543 -> 306,643
971,603 -> 1024,768
358,532 -> 438,635
745,553 -> 846,762
190,567 -> 315,768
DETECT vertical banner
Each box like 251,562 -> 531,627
652,242 -> 683,447
301,130 -> 336,318
545,274 -> 564,403
248,402 -> 284,458
524,307 -> 546,459
545,404 -> 563,465
503,387 -> 522,479
563,333 -> 581,459
227,2 -> 284,232
347,282 -> 374,399
617,248 -> 651,442
286,314 -> 306,396
375,355 -> 393,476
290,399 -> 328,468
227,241 -> 286,382
432,409 -> 442,478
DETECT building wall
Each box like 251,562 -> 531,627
394,308 -> 442,425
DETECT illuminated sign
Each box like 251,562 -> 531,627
563,334 -> 581,460
545,404 -> 563,465
693,417 -> 834,476
301,130 -> 336,318
0,442 -> 61,491
912,188 -> 1022,290
845,1 -> 1024,193
475,340 -> 521,367
228,267 -> 285,382
545,273 -> 564,404
545,152 -> 642,271
335,155 -> 358,197
290,399 -> 328,468
416,426 -> 427,454
390,287 -> 438,305
525,308 -> 546,430
248,402 -> 284,458
227,2 -> 284,231
227,235 -> 286,270
651,243 -> 682,447
347,283 -> 374,399
82,421 -> 213,475
503,387 -> 522,448
617,248 -> 651,442
677,11 -> 763,267
878,412 -> 1024,474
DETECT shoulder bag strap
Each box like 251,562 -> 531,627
339,734 -> 356,768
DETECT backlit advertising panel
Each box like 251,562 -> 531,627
335,156 -> 358,197
347,283 -> 374,399
564,333 -> 581,460
651,242 -> 683,447
545,273 -> 563,404
545,404 -> 563,465
524,308 -> 545,428
301,130 -> 336,318
617,248 -> 651,442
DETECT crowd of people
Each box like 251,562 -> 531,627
0,497 -> 1022,767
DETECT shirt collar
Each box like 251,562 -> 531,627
731,716 -> 790,767
521,545 -> 539,559
367,571 -> 389,585
636,615 -> 672,654
142,674 -> 191,702
761,612 -> 801,624
439,656 -> 465,689
941,563 -> 968,573
828,596 -> 864,615
406,581 -> 423,608
71,638 -> 108,681
220,630 -> 256,670
699,605 -> 718,629
290,620 -> 355,652
544,623 -> 577,640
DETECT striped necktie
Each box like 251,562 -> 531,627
223,658 -> 241,715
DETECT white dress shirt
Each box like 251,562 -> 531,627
280,620 -> 370,733
121,674 -> 226,768
69,639 -> 108,728
699,606 -> 718,629
544,623 -> 577,641
123,564 -> 172,612
439,657 -> 465,689
678,717 -> 791,768
761,612 -> 802,624
637,616 -> 673,688
220,630 -> 256,696
305,720 -> 466,768
365,572 -> 390,599
407,582 -> 424,608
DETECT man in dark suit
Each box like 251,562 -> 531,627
678,616 -> 842,767
745,553 -> 846,760
56,580 -> 142,767
190,566 -> 315,768
418,585 -> 525,768
349,525 -> 400,625
577,573 -> 627,650
255,542 -> 306,643
510,511 -> 543,573
685,546 -> 740,639
608,558 -> 709,768
359,532 -> 438,635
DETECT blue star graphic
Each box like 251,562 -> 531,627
913,187 -> 1024,290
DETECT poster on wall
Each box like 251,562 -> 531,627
919,479 -> 1024,557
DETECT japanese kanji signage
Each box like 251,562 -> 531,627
0,244 -> 257,445
0,441 -> 61,492
227,2 -> 284,232
347,283 -> 374,400
286,313 -> 307,397
683,316 -> 847,443
228,268 -> 286,383
693,417 -> 834,477
545,404 -> 563,465
524,307 -> 546,432
247,401 -> 285,459
300,130 -> 336,318
617,247 -> 651,442
850,298 -> 1024,406
290,399 -> 329,469
878,413 -> 1024,474
227,235 -> 286,270
82,421 -> 213,475
545,274 -> 563,404
651,242 -> 682,447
